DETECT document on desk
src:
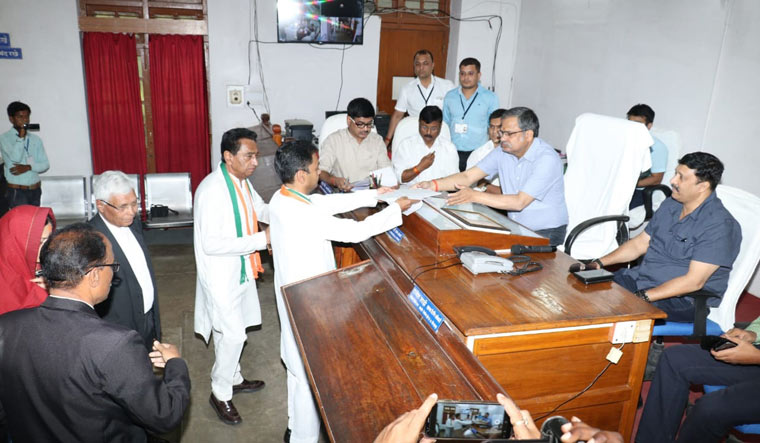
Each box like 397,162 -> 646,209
376,185 -> 440,215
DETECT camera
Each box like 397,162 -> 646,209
23,123 -> 40,131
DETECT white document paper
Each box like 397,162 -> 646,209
376,185 -> 440,203
371,166 -> 398,187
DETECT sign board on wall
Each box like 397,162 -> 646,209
0,33 -> 23,59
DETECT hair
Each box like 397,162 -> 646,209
274,140 -> 319,184
347,98 -> 375,119
93,170 -> 135,202
626,104 -> 655,125
459,57 -> 481,72
221,128 -> 257,163
419,105 -> 443,124
489,108 -> 508,121
503,107 -> 540,137
678,152 -> 724,190
7,101 -> 30,117
413,49 -> 434,62
40,223 -> 108,290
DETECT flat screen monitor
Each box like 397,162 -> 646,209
277,0 -> 364,44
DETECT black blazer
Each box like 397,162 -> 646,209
0,297 -> 190,442
89,214 -> 161,345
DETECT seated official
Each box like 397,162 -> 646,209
0,223 -> 190,442
416,106 -> 569,246
466,108 -> 507,191
627,103 -> 669,209
586,152 -> 741,322
391,105 -> 458,185
637,317 -> 760,442
319,97 -> 391,191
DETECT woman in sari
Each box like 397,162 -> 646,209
0,205 -> 55,315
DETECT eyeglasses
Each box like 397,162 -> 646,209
499,129 -> 526,138
349,116 -> 374,129
100,200 -> 138,212
87,262 -> 120,273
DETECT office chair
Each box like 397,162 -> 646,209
701,385 -> 760,435
561,113 -> 653,259
317,113 -> 381,149
143,172 -> 194,229
40,176 -> 89,226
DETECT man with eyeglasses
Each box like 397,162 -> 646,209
416,107 -> 568,246
90,170 -> 160,351
0,223 -> 190,442
319,97 -> 391,191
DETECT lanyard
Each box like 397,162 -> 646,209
459,92 -> 479,119
417,80 -> 435,105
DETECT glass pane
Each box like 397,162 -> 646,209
376,0 -> 393,7
423,1 -> 439,11
405,1 -> 421,9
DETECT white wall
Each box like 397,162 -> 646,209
447,0 -> 522,107
207,0 -> 381,166
512,0 -> 760,295
0,0 -> 91,176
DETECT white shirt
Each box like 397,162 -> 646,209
466,140 -> 500,186
392,134 -> 459,185
395,76 -> 455,117
193,164 -> 269,341
102,216 -> 155,313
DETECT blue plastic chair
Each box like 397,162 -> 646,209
702,385 -> 760,435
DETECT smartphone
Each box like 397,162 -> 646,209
572,268 -> 614,284
700,335 -> 738,352
424,400 -> 511,441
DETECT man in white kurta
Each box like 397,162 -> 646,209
269,141 -> 413,443
194,128 -> 269,424
392,105 -> 458,185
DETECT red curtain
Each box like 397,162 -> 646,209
149,35 -> 210,192
83,32 -> 147,175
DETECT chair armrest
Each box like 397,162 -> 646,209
564,215 -> 630,256
642,184 -> 672,221
684,289 -> 720,337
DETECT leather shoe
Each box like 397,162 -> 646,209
232,378 -> 265,395
209,393 -> 242,425
284,428 -> 291,443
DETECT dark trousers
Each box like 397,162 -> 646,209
0,171 -> 8,217
6,187 -> 41,208
535,224 -> 567,247
636,344 -> 760,442
612,270 -> 696,322
457,150 -> 471,172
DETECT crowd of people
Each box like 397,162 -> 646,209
0,46 -> 756,443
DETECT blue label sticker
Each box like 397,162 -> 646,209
386,226 -> 404,243
0,34 -> 10,47
407,285 -> 444,332
0,47 -> 22,59
318,181 -> 333,194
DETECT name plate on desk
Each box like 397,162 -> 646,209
408,285 -> 443,332
387,227 -> 405,243
318,181 -> 333,194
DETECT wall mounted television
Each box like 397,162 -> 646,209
277,0 -> 364,44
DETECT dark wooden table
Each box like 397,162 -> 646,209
283,203 -> 666,441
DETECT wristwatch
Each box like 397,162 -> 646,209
634,289 -> 651,302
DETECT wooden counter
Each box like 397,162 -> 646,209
283,202 -> 666,441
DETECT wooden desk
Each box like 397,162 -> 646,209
284,203 -> 665,441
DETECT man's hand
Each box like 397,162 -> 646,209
447,184 -> 478,205
395,197 -> 417,212
724,327 -> 757,343
376,186 -> 396,195
560,416 -> 623,443
711,339 -> 760,365
10,163 -> 31,175
150,341 -> 181,368
332,177 -> 353,192
497,393 -> 541,439
265,226 -> 272,255
373,393 -> 437,443
413,181 -> 434,190
418,152 -> 436,172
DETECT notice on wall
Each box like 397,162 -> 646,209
0,33 -> 22,59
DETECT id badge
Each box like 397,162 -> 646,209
454,123 -> 468,134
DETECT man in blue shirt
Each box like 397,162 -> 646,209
416,107 -> 569,246
0,101 -> 50,208
587,152 -> 741,321
627,104 -> 668,209
442,57 -> 499,171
